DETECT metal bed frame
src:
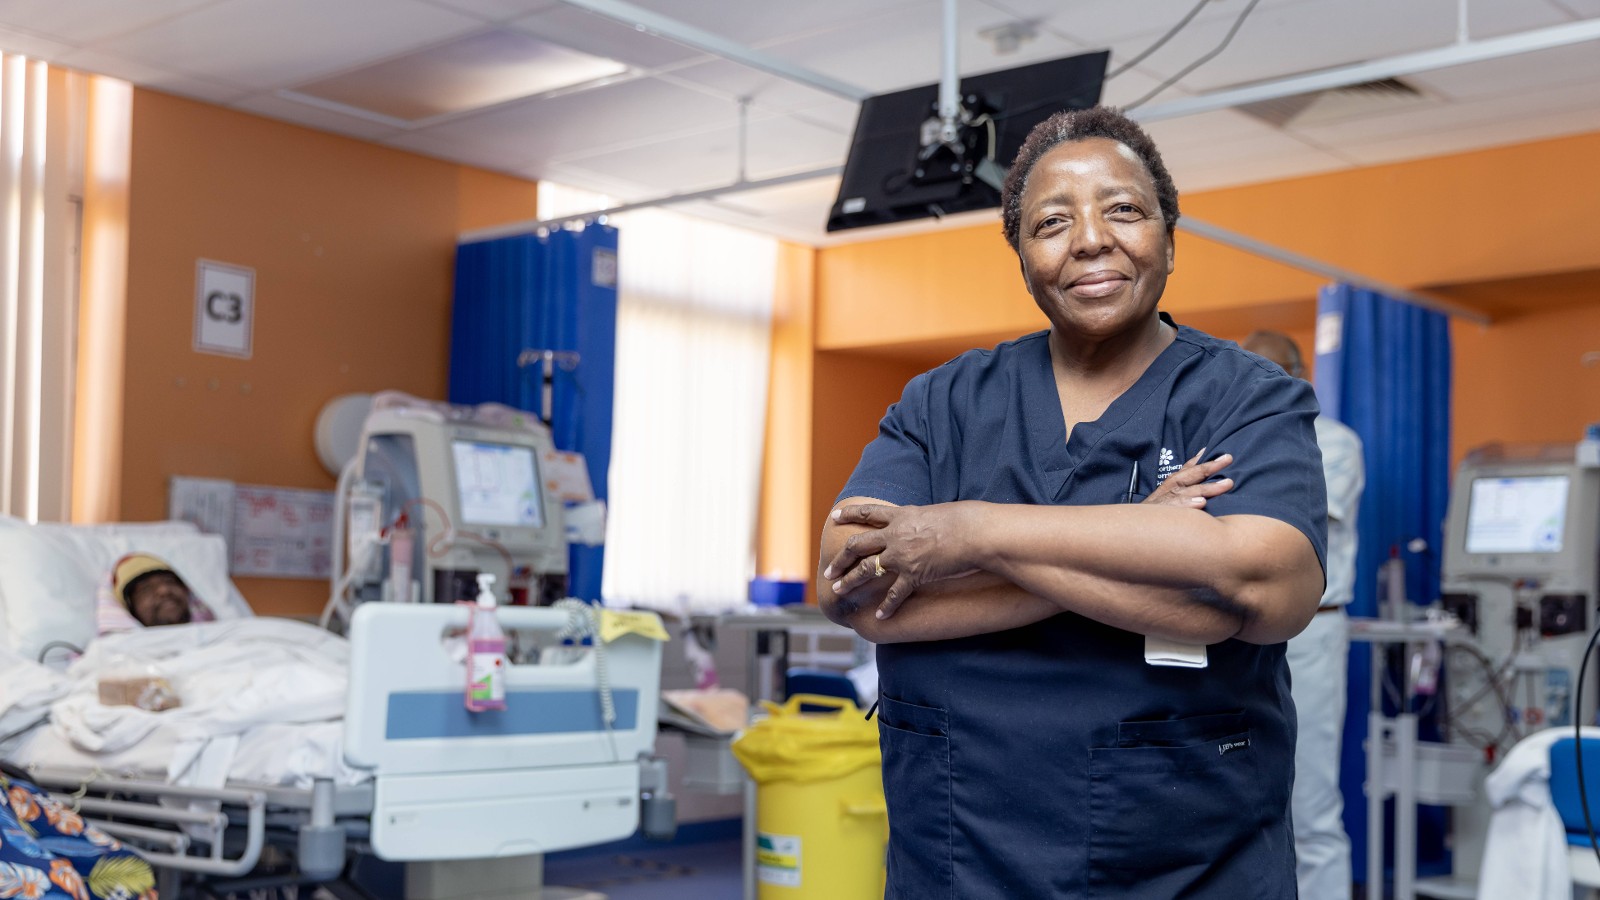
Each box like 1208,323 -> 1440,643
7,604 -> 667,898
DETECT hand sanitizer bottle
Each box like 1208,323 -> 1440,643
466,573 -> 507,712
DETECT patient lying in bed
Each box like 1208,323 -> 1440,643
96,554 -> 216,634
0,525 -> 360,789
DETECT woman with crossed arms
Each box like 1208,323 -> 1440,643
820,106 -> 1327,898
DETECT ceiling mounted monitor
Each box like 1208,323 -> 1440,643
826,50 -> 1110,233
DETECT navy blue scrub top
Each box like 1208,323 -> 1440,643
839,316 -> 1328,899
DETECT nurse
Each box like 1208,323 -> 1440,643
819,106 -> 1327,898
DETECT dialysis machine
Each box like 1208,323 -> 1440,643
1434,443 -> 1600,881
335,391 -> 570,612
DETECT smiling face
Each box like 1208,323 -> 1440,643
127,571 -> 193,627
1016,137 -> 1174,342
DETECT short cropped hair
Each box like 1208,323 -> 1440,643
1000,106 -> 1180,252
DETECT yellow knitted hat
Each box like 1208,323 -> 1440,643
113,553 -> 178,605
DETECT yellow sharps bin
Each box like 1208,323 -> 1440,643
731,694 -> 887,899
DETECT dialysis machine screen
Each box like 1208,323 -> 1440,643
451,440 -> 544,528
1465,475 -> 1570,554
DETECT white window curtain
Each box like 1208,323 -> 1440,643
537,185 -> 779,614
0,57 -> 84,523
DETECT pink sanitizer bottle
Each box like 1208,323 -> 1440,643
465,573 -> 507,712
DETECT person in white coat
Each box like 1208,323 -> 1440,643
1244,330 -> 1365,900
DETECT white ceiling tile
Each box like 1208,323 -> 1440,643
424,0 -> 559,23
552,112 -> 847,194
383,129 -> 535,171
0,0 -> 216,45
0,0 -> 1591,248
613,0 -> 926,49
1169,145 -> 1351,193
756,8 -> 941,92
59,48 -> 254,103
56,48 -> 182,84
98,0 -> 482,90
657,59 -> 854,114
137,77 -> 254,106
233,92 -> 407,141
1407,41 -> 1600,101
1140,108 -> 1285,150
1105,0 -> 1463,94
703,176 -> 848,239
509,4 -> 708,70
1161,127 -> 1340,169
1335,105 -> 1600,166
1101,68 -> 1194,109
669,198 -> 835,246
765,1 -> 1095,95
529,161 -> 655,201
412,75 -> 739,166
0,23 -> 73,59
987,0 -> 1301,47
1459,0 -> 1574,37
782,97 -> 862,136
1289,77 -> 1600,147
720,175 -> 844,217
1550,0 -> 1600,15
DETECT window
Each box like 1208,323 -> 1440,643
539,185 -> 778,613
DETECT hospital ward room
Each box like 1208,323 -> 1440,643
3,1 -> 1600,898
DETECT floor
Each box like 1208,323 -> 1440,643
542,825 -> 744,900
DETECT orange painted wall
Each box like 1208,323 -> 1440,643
808,351 -> 932,578
1452,304 -> 1600,462
118,90 -> 538,618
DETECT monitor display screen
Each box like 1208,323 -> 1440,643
451,440 -> 544,528
1465,475 -> 1569,553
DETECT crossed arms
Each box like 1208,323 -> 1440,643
816,455 -> 1324,646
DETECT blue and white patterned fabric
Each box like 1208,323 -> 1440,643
0,770 -> 158,899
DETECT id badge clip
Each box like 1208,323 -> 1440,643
1145,635 -> 1208,668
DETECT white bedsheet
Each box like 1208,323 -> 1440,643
1,618 -> 367,789
0,643 -> 69,740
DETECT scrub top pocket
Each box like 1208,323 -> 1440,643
1087,711 -> 1271,896
878,694 -> 953,900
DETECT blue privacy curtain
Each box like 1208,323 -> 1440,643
1313,283 -> 1453,885
449,224 -> 619,602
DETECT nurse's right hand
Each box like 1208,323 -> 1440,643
1144,451 -> 1233,508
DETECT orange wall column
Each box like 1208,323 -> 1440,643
757,242 -> 816,583
73,76 -> 133,524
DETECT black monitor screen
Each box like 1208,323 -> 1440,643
827,50 -> 1109,233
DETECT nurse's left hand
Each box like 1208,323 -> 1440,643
824,501 -> 986,619
1144,451 -> 1233,508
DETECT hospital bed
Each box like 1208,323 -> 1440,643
0,516 -> 667,897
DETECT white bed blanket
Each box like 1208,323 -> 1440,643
0,643 -> 69,740
5,618 -> 363,788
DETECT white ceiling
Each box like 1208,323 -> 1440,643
1,0 -> 1597,246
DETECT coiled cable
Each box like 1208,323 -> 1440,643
554,599 -> 620,762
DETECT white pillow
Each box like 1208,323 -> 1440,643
0,519 -> 253,663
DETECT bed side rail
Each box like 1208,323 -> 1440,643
22,766 -> 267,877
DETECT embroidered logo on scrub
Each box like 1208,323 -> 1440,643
1218,737 -> 1251,756
1155,447 -> 1184,485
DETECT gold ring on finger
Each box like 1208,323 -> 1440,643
873,555 -> 887,578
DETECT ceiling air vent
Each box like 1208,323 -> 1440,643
1239,77 -> 1430,129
